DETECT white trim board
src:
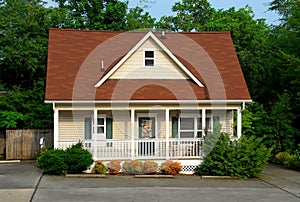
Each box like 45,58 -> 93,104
94,31 -> 204,87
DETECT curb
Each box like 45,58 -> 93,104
0,160 -> 21,164
134,175 -> 174,178
201,176 -> 240,179
65,174 -> 106,178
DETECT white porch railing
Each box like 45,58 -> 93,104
57,138 -> 203,160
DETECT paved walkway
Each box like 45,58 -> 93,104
0,161 -> 299,202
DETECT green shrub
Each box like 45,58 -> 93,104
35,145 -> 54,159
194,133 -> 272,179
36,149 -> 67,175
275,151 -> 292,165
288,151 -> 300,171
64,142 -> 93,174
36,142 -> 94,175
92,161 -> 107,174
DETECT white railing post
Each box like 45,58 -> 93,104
165,109 -> 170,159
131,109 -> 135,159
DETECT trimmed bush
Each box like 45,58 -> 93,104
36,142 -> 93,175
36,149 -> 67,175
107,160 -> 122,173
64,142 -> 94,174
143,160 -> 158,174
122,160 -> 143,174
194,133 -> 272,179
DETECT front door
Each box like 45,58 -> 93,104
138,117 -> 155,156
93,117 -> 106,141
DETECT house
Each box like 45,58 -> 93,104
45,29 -> 251,173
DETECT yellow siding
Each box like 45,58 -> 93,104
58,110 -> 92,141
110,38 -> 189,79
58,109 -> 234,141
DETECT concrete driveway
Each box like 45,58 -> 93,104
0,161 -> 42,202
0,161 -> 299,202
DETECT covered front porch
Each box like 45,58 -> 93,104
53,102 -> 242,163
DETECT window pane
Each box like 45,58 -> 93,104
97,118 -> 104,125
97,126 -> 104,133
145,59 -> 154,66
180,132 -> 194,138
197,131 -> 203,138
206,117 -> 211,130
180,118 -> 194,130
145,51 -> 154,58
197,118 -> 202,130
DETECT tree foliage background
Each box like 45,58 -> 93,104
0,0 -> 299,154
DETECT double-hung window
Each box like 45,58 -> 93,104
179,116 -> 213,138
144,50 -> 155,67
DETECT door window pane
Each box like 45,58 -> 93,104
97,118 -> 104,125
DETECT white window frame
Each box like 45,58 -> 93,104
92,114 -> 106,136
143,49 -> 155,67
179,114 -> 213,138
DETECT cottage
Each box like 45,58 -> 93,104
45,29 -> 251,173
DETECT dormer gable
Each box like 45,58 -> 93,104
94,31 -> 204,87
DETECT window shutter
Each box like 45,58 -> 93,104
106,118 -> 113,139
84,118 -> 92,140
172,117 -> 178,138
150,117 -> 155,138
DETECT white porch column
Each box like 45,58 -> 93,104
237,108 -> 242,139
53,109 -> 59,148
93,109 -> 97,158
131,109 -> 135,159
202,109 -> 206,137
165,109 -> 170,159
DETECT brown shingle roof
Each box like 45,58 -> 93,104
45,29 -> 251,101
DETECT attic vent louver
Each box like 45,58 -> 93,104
161,31 -> 166,39
100,60 -> 105,72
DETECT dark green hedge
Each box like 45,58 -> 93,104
36,142 -> 93,175
195,133 -> 272,179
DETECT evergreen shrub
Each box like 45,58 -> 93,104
194,133 -> 272,179
36,142 -> 93,175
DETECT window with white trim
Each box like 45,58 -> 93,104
144,50 -> 155,67
96,118 -> 105,133
179,116 -> 212,138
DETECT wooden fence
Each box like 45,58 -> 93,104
5,129 -> 53,160
0,131 -> 5,160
